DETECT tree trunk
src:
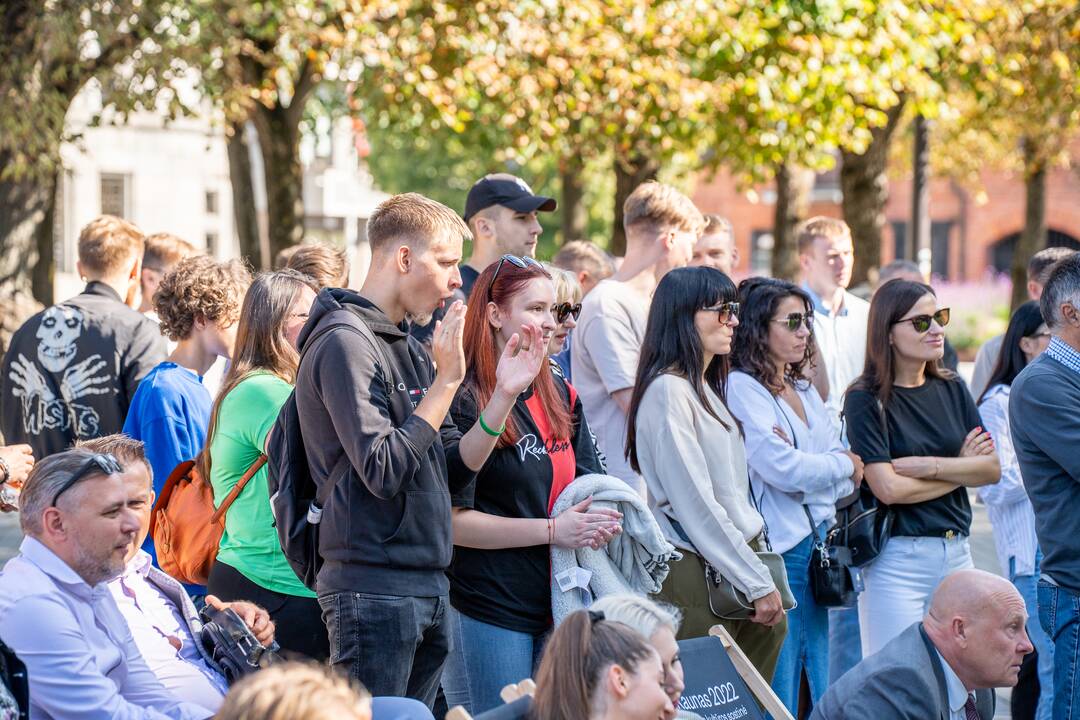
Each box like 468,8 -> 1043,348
840,102 -> 906,285
560,155 -> 587,244
251,105 -> 304,263
227,120 -> 265,269
772,163 -> 815,281
611,150 -> 659,257
0,170 -> 49,353
31,173 -> 57,307
910,114 -> 930,273
1013,143 -> 1047,310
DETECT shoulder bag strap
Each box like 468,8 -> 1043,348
210,454 -> 267,524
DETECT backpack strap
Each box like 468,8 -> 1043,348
299,310 -> 395,397
210,454 -> 267,524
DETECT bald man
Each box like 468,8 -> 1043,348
811,569 -> 1032,719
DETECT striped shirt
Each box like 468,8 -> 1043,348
978,384 -> 1040,577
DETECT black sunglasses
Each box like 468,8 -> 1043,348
488,254 -> 543,300
702,301 -> 739,324
772,312 -> 814,333
894,308 -> 950,333
51,453 -> 123,507
552,302 -> 582,324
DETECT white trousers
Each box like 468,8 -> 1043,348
858,535 -> 974,657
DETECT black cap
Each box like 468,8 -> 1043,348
463,175 -> 557,222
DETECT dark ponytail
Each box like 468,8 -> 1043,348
531,611 -> 656,720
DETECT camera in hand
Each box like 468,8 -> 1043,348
198,605 -> 281,685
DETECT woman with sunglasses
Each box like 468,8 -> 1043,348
441,255 -> 619,714
726,277 -> 864,714
844,279 -> 999,656
976,300 -> 1055,719
544,265 -> 583,379
626,266 -> 787,682
202,270 -> 325,659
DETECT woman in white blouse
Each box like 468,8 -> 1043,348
625,267 -> 787,682
727,277 -> 864,714
977,300 -> 1054,720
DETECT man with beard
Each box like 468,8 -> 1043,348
0,449 -> 208,718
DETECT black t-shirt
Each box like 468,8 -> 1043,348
447,373 -> 605,634
409,265 -> 482,344
844,375 -> 983,538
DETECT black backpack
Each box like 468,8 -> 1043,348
267,311 -> 395,590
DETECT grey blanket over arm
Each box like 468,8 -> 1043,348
550,473 -> 681,624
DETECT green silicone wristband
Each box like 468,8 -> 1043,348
478,412 -> 505,437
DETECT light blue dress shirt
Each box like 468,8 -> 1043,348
0,537 -> 210,720
937,648 -> 975,720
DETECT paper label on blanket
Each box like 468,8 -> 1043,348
555,567 -> 592,593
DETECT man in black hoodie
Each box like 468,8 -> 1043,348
295,193 -> 546,707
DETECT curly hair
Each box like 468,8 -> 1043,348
154,256 -> 252,341
731,277 -> 814,395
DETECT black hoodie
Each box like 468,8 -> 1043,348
294,288 -> 473,597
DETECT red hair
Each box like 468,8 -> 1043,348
463,260 -> 573,448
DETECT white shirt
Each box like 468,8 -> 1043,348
977,384 -> 1040,577
572,279 -> 651,491
937,648 -> 975,720
108,552 -> 227,714
804,285 -> 870,426
727,372 -> 855,554
0,538 -> 209,720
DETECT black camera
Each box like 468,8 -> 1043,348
198,605 -> 281,685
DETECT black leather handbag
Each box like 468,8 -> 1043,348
804,506 -> 858,607
832,484 -> 894,567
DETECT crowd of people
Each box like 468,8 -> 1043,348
0,171 -> 1076,720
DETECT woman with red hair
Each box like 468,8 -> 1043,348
441,255 -> 621,715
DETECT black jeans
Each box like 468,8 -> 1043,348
207,561 -> 329,661
319,591 -> 449,708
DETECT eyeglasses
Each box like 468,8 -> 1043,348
771,312 -> 814,332
488,254 -> 543,300
702,301 -> 739,324
552,302 -> 582,324
894,308 -> 951,333
51,453 -> 123,507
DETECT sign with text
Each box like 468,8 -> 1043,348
676,635 -> 766,720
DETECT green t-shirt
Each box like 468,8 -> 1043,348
209,372 -> 314,597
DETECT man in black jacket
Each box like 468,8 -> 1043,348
1,216 -> 166,458
295,193 -> 546,708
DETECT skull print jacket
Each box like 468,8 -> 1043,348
0,282 -> 167,458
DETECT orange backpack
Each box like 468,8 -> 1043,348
149,453 -> 266,585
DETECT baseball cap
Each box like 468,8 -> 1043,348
463,175 -> 557,222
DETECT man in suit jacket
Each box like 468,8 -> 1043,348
811,569 -> 1031,719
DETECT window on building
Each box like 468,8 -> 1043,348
751,230 -> 774,276
205,190 -> 219,215
205,232 -> 219,256
100,173 -> 129,218
891,219 -> 952,278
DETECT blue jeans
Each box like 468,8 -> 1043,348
319,591 -> 449,709
1038,581 -> 1080,720
441,607 -> 546,715
770,527 -> 829,717
1010,555 -> 1054,720
827,606 -> 862,684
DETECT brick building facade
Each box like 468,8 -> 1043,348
692,154 -> 1080,281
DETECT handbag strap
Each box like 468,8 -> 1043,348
210,454 -> 267,524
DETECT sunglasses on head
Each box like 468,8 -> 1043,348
552,302 -> 582,324
51,453 -> 123,507
772,312 -> 814,333
702,301 -> 739,324
894,308 -> 951,333
488,255 -> 543,301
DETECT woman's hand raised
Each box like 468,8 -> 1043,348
494,324 -> 549,398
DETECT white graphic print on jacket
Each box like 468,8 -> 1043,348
8,305 -> 110,437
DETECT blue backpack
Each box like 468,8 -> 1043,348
267,312 -> 394,590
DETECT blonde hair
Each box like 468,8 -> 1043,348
154,256 -> 252,341
590,594 -> 682,640
702,214 -> 733,238
622,182 -> 704,236
368,192 -> 471,253
796,216 -> 851,254
215,663 -> 372,720
552,240 -> 614,280
77,215 -> 145,277
544,264 -> 583,305
143,233 -> 197,272
285,243 -> 349,289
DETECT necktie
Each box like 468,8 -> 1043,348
964,695 -> 980,720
